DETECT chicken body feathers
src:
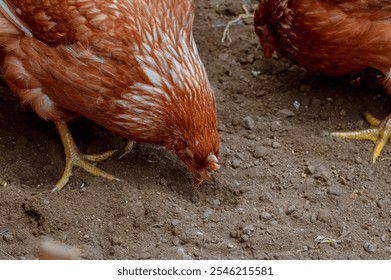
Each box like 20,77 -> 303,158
0,0 -> 219,184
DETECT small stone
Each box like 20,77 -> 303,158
238,186 -> 252,194
218,124 -> 226,131
260,211 -> 272,220
0,179 -> 7,187
212,199 -> 221,206
243,225 -> 256,235
231,159 -> 242,169
310,213 -> 317,223
276,109 -> 295,118
317,210 -> 333,224
171,219 -> 181,226
255,90 -> 267,98
364,241 -> 377,253
387,227 -> 391,233
252,146 -> 271,159
204,208 -> 214,219
272,141 -> 281,149
305,165 -> 316,175
259,192 -> 274,203
230,231 -> 238,238
355,156 -> 363,164
3,233 -> 14,242
339,109 -> 346,116
327,185 -> 343,196
381,235 -> 387,242
227,244 -> 234,249
270,121 -> 282,132
243,116 -> 256,130
384,246 -> 391,253
241,234 -> 250,242
285,205 -> 296,215
83,235 -> 89,239
247,54 -> 255,63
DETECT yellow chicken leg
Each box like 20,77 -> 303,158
53,121 -> 118,192
331,113 -> 391,163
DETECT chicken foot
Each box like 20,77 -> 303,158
331,113 -> 391,163
53,121 -> 118,192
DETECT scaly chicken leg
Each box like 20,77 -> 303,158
331,113 -> 391,163
53,121 -> 118,192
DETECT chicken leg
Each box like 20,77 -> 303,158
53,121 -> 118,192
331,113 -> 391,163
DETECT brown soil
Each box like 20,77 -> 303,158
1,0 -> 391,260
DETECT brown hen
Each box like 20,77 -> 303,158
255,0 -> 391,162
0,0 -> 220,191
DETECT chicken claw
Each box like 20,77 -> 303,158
331,113 -> 391,163
53,121 -> 118,192
118,140 -> 134,159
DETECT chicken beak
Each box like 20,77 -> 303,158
193,154 -> 220,185
207,154 -> 220,171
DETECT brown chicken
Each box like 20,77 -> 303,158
254,0 -> 391,162
0,0 -> 220,191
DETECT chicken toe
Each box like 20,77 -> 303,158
52,121 -> 118,192
118,140 -> 134,159
331,113 -> 391,163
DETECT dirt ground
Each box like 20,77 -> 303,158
1,0 -> 391,260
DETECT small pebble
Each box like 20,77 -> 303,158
364,241 -> 377,253
227,244 -> 234,249
204,208 -> 215,219
285,205 -> 296,215
171,219 -> 181,226
259,192 -> 274,203
270,121 -> 282,132
218,124 -> 226,131
276,109 -> 295,118
231,159 -> 242,169
243,225 -> 256,235
384,246 -> 391,253
305,165 -> 316,175
317,210 -> 333,224
272,141 -> 281,149
260,211 -> 272,220
376,200 -> 384,209
0,179 -> 7,187
243,116 -> 256,130
310,213 -> 317,223
327,185 -> 343,196
252,146 -> 271,159
3,233 -> 14,242
241,234 -> 250,242
355,156 -> 363,164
